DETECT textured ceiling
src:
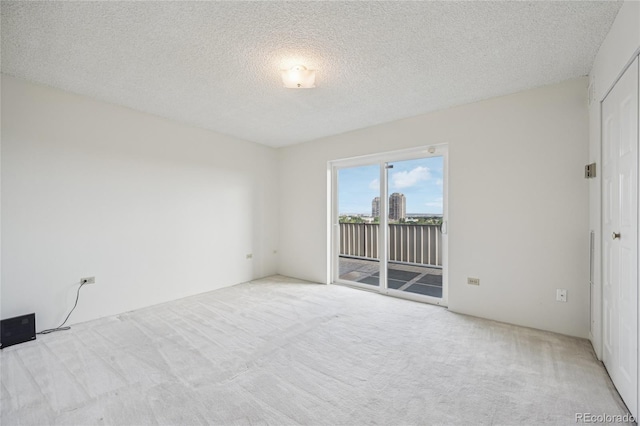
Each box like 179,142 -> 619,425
1,1 -> 622,147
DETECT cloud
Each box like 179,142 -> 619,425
435,179 -> 443,187
425,197 -> 443,210
369,178 -> 379,190
391,166 -> 430,189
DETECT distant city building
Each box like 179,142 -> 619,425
389,193 -> 406,221
371,194 -> 406,220
372,197 -> 380,217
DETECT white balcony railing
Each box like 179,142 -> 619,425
339,223 -> 442,267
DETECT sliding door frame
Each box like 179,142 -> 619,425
329,144 -> 449,306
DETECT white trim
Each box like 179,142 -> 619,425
330,144 -> 448,169
601,47 -> 640,104
380,160 -> 389,291
442,148 -> 450,305
597,90 -> 604,360
334,280 -> 448,308
387,288 -> 448,307
328,164 -> 337,285
334,278 -> 381,292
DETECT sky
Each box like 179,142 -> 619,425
338,156 -> 443,215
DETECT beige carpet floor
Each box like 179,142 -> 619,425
1,275 -> 630,425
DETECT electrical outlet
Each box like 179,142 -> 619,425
81,276 -> 95,285
467,277 -> 480,286
556,289 -> 567,302
246,254 -> 253,259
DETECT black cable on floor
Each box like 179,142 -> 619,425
37,282 -> 86,335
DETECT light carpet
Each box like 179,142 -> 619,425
1,275 -> 630,425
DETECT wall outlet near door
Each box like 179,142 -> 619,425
81,276 -> 95,285
556,289 -> 567,302
467,277 -> 480,286
246,253 -> 253,259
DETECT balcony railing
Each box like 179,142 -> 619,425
339,223 -> 442,267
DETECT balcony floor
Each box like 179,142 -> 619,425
338,256 -> 443,298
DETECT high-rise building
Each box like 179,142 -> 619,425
389,193 -> 406,221
372,197 -> 380,217
372,194 -> 406,220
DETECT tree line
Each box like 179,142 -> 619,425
339,216 -> 443,225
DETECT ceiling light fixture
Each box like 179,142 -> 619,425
281,65 -> 316,89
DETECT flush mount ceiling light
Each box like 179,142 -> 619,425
281,65 -> 316,89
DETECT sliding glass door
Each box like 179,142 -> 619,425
332,145 -> 447,306
385,157 -> 444,299
336,164 -> 380,289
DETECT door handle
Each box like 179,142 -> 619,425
612,232 -> 621,240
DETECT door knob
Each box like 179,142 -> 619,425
612,232 -> 621,240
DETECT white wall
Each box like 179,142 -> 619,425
588,0 -> 640,359
1,75 -> 279,331
1,72 -> 594,339
279,78 -> 590,338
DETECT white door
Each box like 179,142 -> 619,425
602,56 -> 638,417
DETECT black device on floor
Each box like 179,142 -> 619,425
1,313 -> 36,349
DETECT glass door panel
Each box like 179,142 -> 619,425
386,156 -> 444,299
337,164 -> 380,287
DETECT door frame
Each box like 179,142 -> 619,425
328,144 -> 449,306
